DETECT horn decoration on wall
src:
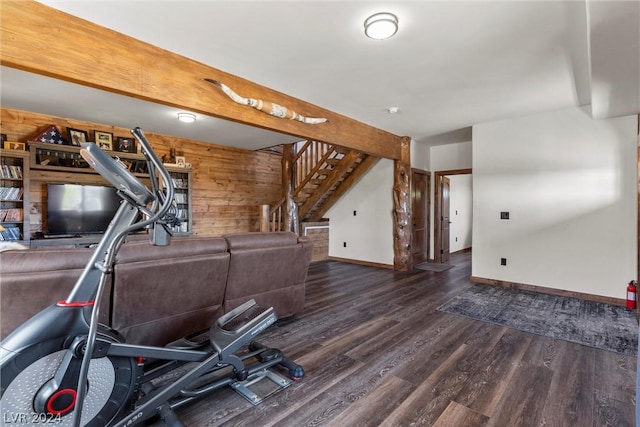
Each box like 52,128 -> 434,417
205,79 -> 328,125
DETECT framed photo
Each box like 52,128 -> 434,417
67,128 -> 89,146
3,141 -> 26,151
175,156 -> 186,167
94,131 -> 113,150
116,137 -> 136,153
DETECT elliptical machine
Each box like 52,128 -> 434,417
0,128 -> 303,427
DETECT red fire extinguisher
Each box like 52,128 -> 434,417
626,280 -> 637,310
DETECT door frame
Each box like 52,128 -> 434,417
434,168 -> 472,263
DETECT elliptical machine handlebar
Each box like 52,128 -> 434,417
79,127 -> 175,242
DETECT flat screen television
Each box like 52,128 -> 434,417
47,183 -> 122,235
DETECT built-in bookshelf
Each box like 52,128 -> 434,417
0,149 -> 29,241
25,142 -> 193,241
165,167 -> 192,235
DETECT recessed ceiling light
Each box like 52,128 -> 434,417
364,12 -> 398,40
386,107 -> 400,114
177,112 -> 196,123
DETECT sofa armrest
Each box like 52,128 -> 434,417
0,248 -> 112,339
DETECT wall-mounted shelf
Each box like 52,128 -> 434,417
29,142 -> 149,176
164,167 -> 193,236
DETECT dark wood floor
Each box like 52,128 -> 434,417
155,251 -> 636,426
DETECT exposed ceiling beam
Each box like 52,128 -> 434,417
0,0 -> 404,159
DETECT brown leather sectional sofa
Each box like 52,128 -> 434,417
0,232 -> 312,346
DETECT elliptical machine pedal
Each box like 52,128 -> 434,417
209,299 -> 277,358
230,368 -> 292,405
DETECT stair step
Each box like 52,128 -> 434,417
325,158 -> 341,166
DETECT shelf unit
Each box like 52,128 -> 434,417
0,149 -> 30,241
26,142 -> 193,242
30,142 -> 149,176
165,166 -> 193,236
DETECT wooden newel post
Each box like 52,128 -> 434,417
259,204 -> 270,232
282,144 -> 300,235
393,137 -> 412,271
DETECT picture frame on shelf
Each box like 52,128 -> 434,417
3,141 -> 26,151
175,156 -> 186,167
116,137 -> 136,153
94,131 -> 113,150
67,128 -> 89,146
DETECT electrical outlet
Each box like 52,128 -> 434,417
500,211 -> 510,220
501,258 -> 507,266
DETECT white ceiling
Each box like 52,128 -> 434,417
2,1 -> 638,150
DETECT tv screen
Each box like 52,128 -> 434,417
47,184 -> 122,235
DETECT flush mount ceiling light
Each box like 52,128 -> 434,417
386,106 -> 400,114
177,112 -> 196,123
364,12 -> 398,40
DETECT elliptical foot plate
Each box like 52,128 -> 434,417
230,368 -> 291,405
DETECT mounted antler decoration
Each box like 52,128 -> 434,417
205,79 -> 328,125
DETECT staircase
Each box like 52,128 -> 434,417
263,140 -> 379,232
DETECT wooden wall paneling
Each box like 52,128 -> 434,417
1,0 -> 404,160
1,107 -> 282,238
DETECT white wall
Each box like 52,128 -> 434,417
472,106 -> 637,299
449,174 -> 473,252
411,139 -> 430,171
325,158 -> 394,266
430,141 -> 473,171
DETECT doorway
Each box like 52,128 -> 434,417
434,168 -> 472,263
411,169 -> 430,265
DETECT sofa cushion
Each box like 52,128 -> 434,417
111,237 -> 229,345
223,232 -> 311,317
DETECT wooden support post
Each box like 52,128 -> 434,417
393,137 -> 412,271
282,144 -> 299,235
259,204 -> 270,232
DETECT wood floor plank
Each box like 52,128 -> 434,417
432,401 -> 489,427
593,350 -> 637,427
485,361 -> 554,427
379,342 -> 492,426
453,328 -> 533,416
534,339 -> 596,427
325,375 -> 415,427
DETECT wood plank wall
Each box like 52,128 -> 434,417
1,108 -> 283,237
301,222 -> 329,262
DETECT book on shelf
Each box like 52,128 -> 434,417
0,186 -> 23,201
171,178 -> 186,188
0,208 -> 23,222
0,164 -> 23,179
0,226 -> 21,240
